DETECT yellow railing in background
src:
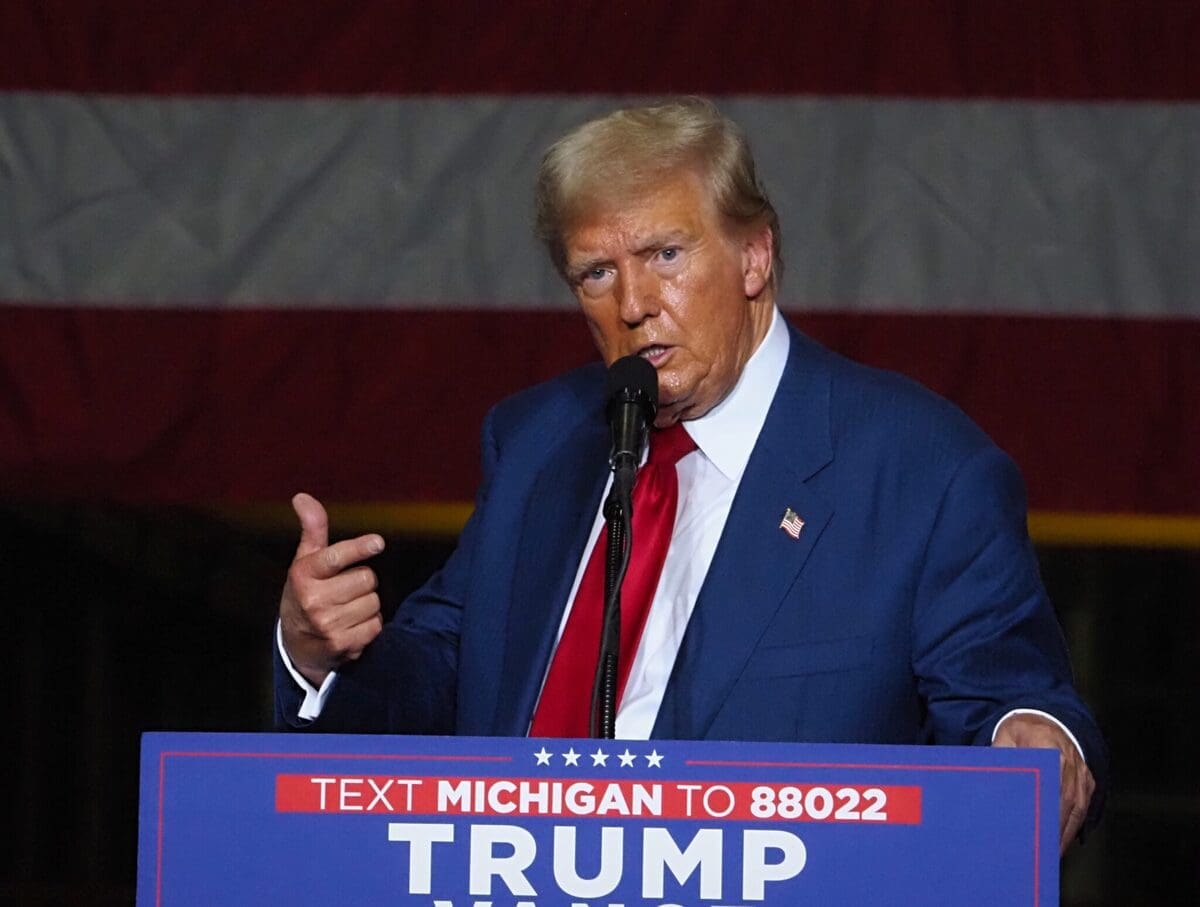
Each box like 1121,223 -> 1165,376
1027,512 -> 1200,549
210,502 -> 474,538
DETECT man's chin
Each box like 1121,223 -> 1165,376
653,400 -> 690,429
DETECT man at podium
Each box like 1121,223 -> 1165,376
272,99 -> 1105,852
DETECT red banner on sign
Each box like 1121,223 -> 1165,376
275,774 -> 922,825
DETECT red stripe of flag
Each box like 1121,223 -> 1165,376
2,1 -> 1198,99
1,305 -> 1196,514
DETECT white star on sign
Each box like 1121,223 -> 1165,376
562,748 -> 581,767
645,749 -> 664,768
533,747 -> 553,766
590,749 -> 609,766
618,748 -> 637,767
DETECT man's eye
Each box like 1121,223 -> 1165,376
660,248 -> 679,261
576,268 -> 611,293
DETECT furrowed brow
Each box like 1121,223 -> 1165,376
632,229 -> 693,254
567,256 -> 611,280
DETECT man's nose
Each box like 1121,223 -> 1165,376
616,267 -> 659,327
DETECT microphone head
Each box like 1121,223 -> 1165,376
606,355 -> 658,418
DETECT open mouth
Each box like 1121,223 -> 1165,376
637,344 -> 672,366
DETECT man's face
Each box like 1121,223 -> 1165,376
562,170 -> 774,427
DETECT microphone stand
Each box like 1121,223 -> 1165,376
589,354 -> 654,739
590,463 -> 635,739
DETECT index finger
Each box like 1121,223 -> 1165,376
302,533 -> 385,580
1059,760 -> 1093,853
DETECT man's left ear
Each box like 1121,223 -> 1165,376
742,226 -> 773,298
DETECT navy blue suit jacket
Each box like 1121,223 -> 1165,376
277,325 -> 1107,822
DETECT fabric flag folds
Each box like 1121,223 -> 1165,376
1,2 -> 1198,534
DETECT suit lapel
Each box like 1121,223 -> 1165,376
490,414 -> 610,735
654,330 -> 835,739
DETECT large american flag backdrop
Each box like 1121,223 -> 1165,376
2,2 -> 1198,543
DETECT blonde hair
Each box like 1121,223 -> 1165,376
535,98 -> 782,290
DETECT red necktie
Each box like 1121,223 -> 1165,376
530,422 -> 697,737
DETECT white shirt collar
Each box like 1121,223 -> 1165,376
683,305 -> 789,482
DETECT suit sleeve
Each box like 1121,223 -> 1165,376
911,444 -> 1108,830
274,407 -> 501,734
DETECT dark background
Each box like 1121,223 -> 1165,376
4,499 -> 1198,904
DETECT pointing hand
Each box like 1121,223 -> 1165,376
278,493 -> 385,686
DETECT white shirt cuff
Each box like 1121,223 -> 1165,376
992,708 -> 1087,763
276,620 -> 338,721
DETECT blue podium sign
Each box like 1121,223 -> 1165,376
138,732 -> 1057,906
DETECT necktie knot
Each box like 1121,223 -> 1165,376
648,422 -> 696,467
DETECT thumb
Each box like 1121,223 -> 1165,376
292,492 -> 329,558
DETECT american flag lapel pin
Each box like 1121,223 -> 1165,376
779,507 -> 805,539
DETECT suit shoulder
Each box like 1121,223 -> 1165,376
795,331 -> 999,467
487,361 -> 605,444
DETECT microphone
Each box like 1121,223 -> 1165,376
606,355 -> 658,499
